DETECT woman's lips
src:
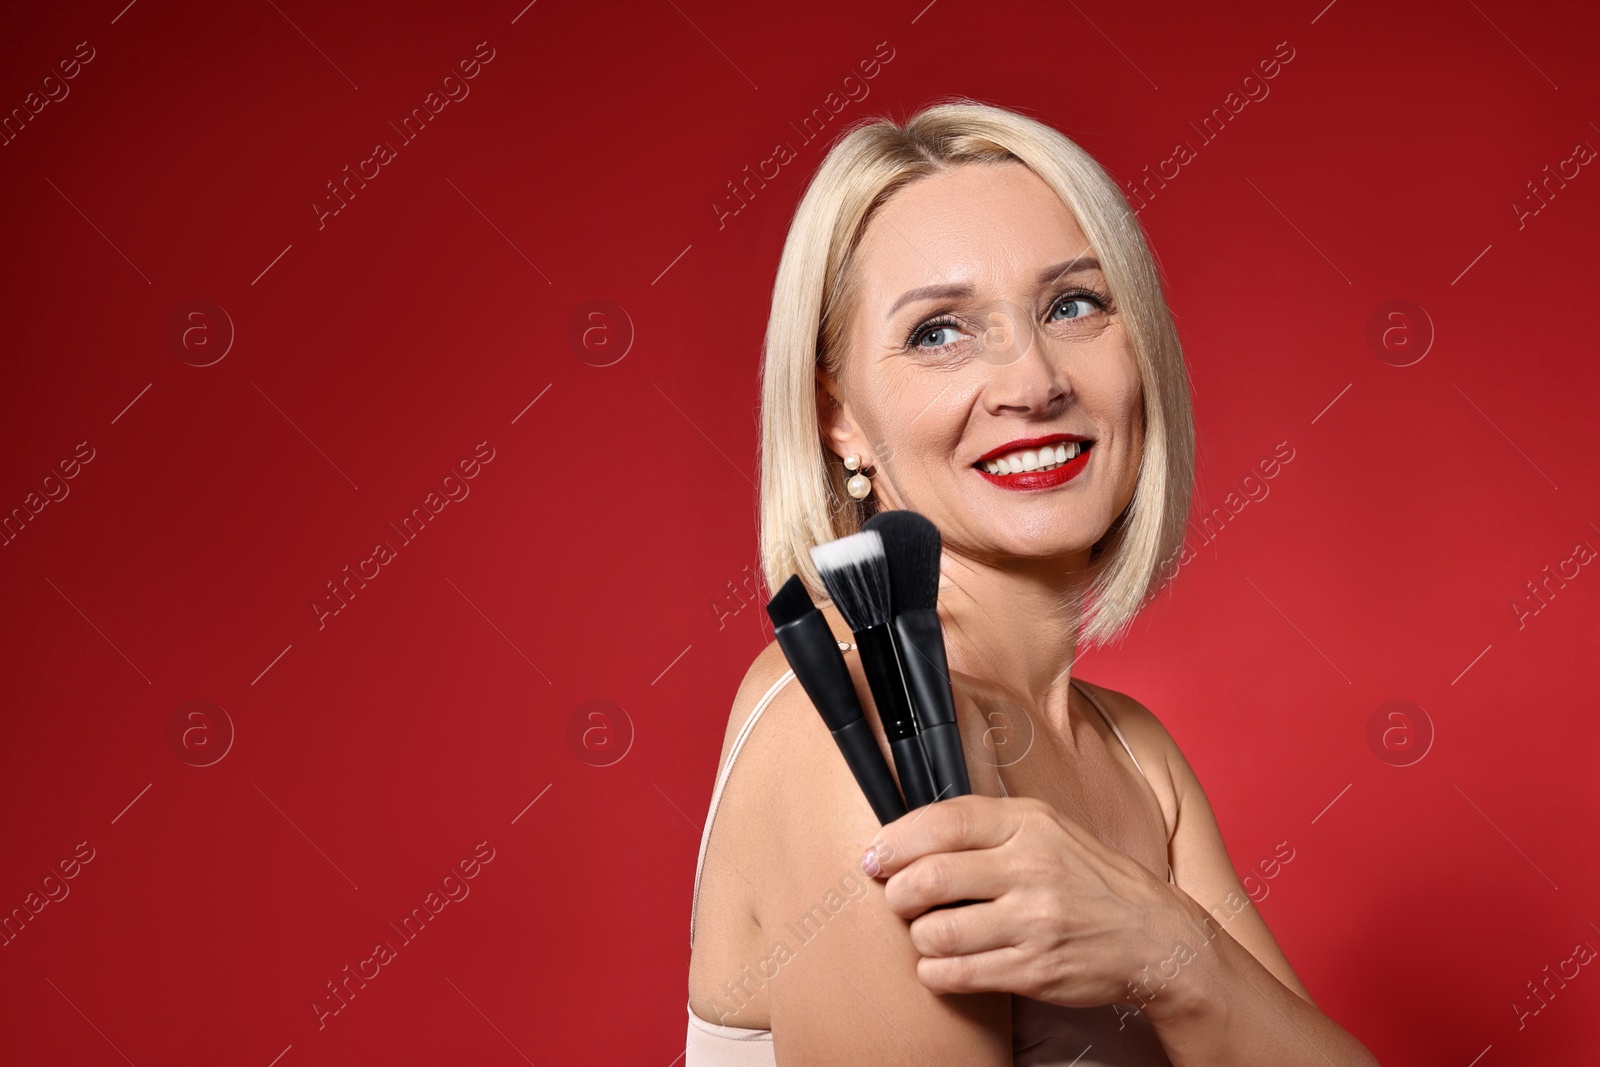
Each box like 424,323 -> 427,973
974,441 -> 1091,490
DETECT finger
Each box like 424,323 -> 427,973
907,897 -> 1016,958
865,794 -> 1021,878
915,944 -> 1034,996
882,850 -> 1013,918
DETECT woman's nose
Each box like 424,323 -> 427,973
980,311 -> 1068,414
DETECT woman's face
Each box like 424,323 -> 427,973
820,161 -> 1145,566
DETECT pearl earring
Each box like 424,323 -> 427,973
844,454 -> 873,500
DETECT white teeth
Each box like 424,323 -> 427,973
980,441 -> 1085,476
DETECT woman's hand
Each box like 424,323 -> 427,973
861,793 -> 1191,1011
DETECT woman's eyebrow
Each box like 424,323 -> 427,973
884,282 -> 972,320
884,256 -> 1103,321
1036,254 -> 1101,285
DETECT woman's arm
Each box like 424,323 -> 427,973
720,645 -> 1012,1065
1105,691 -> 1382,1066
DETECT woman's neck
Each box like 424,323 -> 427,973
935,548 -> 1092,727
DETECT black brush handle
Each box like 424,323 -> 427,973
892,610 -> 975,906
854,624 -> 916,739
856,624 -> 938,809
919,723 -> 972,802
773,611 -> 861,732
773,612 -> 908,824
832,718 -> 908,825
888,735 -> 937,811
893,609 -> 971,801
892,610 -> 956,727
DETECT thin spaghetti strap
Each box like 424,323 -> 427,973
1071,678 -> 1147,781
690,669 -> 796,948
1071,678 -> 1176,885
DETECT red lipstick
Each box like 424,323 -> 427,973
973,433 -> 1091,464
974,434 -> 1093,492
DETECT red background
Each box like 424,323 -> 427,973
3,0 -> 1598,1063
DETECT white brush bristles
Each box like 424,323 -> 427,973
810,531 -> 891,632
810,529 -> 885,571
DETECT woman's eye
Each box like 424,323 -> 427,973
1051,295 -> 1102,321
909,321 -> 970,349
907,293 -> 1107,352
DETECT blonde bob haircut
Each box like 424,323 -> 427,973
758,98 -> 1195,650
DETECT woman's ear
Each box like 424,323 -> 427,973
815,371 -> 864,462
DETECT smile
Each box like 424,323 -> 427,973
978,440 -> 1085,475
972,436 -> 1093,491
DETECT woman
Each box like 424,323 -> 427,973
686,99 -> 1380,1065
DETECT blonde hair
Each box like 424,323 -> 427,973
757,98 -> 1194,650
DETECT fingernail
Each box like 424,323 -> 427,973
861,846 -> 881,877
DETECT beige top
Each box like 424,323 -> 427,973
686,667 -> 1177,1065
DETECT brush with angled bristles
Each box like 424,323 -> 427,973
765,575 -> 907,825
810,531 -> 938,810
864,510 -> 971,804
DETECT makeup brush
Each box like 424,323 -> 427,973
863,511 -> 983,911
863,510 -> 971,803
765,575 -> 907,825
810,532 -> 939,810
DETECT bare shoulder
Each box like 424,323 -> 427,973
1073,678 -> 1317,1004
1070,676 -> 1173,749
711,607 -> 886,860
1075,678 -> 1226,840
702,630 -> 858,905
706,636 -> 798,784
699,616 -> 1010,1058
711,604 -> 861,789
1073,677 -> 1182,840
